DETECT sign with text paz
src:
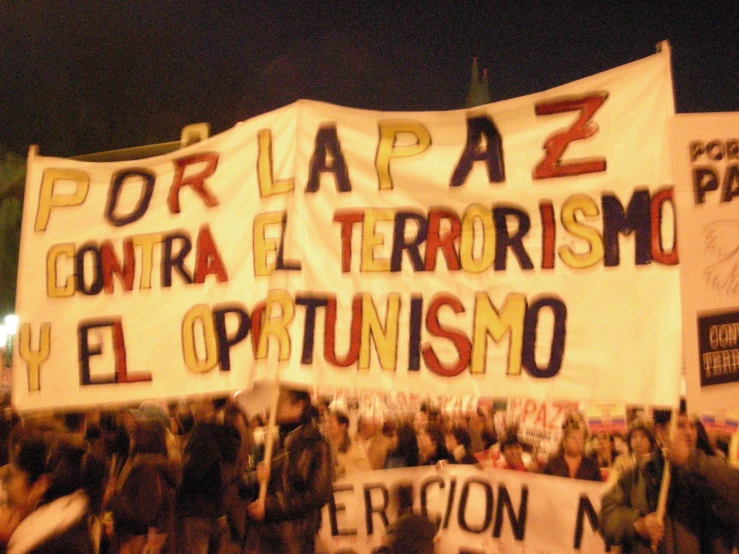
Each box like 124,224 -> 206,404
14,49 -> 680,411
671,112 -> 739,414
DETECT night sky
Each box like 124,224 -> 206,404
0,2 -> 736,158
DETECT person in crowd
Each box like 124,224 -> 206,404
1,431 -> 106,553
357,415 -> 393,471
540,416 -> 601,481
496,433 -> 530,472
385,423 -> 420,469
176,420 -> 241,554
325,409 -> 371,478
418,425 -> 454,466
129,401 -> 181,465
607,418 -> 656,487
479,407 -> 498,451
593,432 -> 616,467
444,426 -> 478,465
593,431 -> 618,480
466,411 -> 486,454
240,387 -> 333,554
413,411 -> 429,435
613,432 -> 629,457
379,482 -> 435,554
600,412 -> 739,554
219,402 -> 254,548
107,419 -> 181,554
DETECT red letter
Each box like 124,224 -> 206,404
333,210 -> 365,273
101,239 -> 135,293
168,153 -> 220,214
425,208 -> 461,271
324,296 -> 362,367
193,224 -> 229,283
533,93 -> 608,180
422,294 -> 471,377
651,187 -> 678,265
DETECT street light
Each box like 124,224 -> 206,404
3,315 -> 18,367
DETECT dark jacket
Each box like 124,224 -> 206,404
541,452 -> 601,481
177,421 -> 240,519
600,450 -> 739,554
111,454 -> 181,552
241,418 -> 333,554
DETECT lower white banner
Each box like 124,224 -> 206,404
318,465 -> 608,554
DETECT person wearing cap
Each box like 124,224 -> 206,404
600,412 -> 739,554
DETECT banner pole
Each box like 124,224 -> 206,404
258,377 -> 280,503
653,406 -> 678,550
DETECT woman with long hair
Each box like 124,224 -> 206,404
385,423 -> 420,469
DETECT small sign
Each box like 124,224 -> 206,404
697,310 -> 739,387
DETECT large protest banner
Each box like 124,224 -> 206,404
13,48 -> 679,410
671,112 -> 739,414
317,465 -> 607,554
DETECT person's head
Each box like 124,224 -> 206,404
326,410 -> 350,444
674,413 -> 697,450
418,425 -> 448,462
393,424 -> 420,466
501,433 -> 523,468
43,437 -> 106,511
276,387 -> 312,425
413,411 -> 428,434
131,420 -> 168,456
561,421 -> 587,457
595,432 -> 613,457
625,418 -> 656,458
358,415 -> 381,439
445,426 -> 470,453
6,432 -> 51,515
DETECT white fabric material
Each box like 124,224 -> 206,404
670,112 -> 739,414
7,489 -> 88,554
318,465 -> 607,553
14,48 -> 679,410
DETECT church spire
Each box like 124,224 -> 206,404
465,57 -> 490,108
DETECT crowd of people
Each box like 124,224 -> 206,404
0,390 -> 735,553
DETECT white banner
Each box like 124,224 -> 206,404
318,465 -> 607,554
13,48 -> 680,410
671,113 -> 739,414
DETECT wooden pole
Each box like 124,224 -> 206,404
652,406 -> 677,551
258,380 -> 280,502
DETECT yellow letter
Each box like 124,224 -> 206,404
253,212 -> 284,277
182,304 -> 219,374
375,120 -> 431,190
35,169 -> 90,231
256,290 -> 295,361
558,194 -> 604,269
359,293 -> 400,371
258,129 -> 295,197
471,292 -> 526,375
460,204 -> 495,273
18,323 -> 51,392
46,243 -> 75,297
361,209 -> 394,272
130,233 -> 164,289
